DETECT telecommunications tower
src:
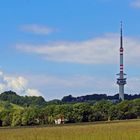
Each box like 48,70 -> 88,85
117,22 -> 126,101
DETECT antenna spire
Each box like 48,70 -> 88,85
120,21 -> 122,29
120,21 -> 123,49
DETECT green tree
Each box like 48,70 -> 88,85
72,103 -> 91,122
109,105 -> 119,120
117,100 -> 137,120
0,110 -> 13,126
132,98 -> 140,118
21,107 -> 39,126
11,109 -> 23,126
90,100 -> 112,121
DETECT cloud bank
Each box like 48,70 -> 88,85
25,73 -> 117,99
16,33 -> 140,65
25,73 -> 140,99
0,71 -> 42,97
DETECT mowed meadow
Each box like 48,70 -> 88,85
0,120 -> 140,140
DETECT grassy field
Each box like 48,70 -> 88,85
0,120 -> 140,140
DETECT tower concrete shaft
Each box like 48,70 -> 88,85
117,22 -> 126,101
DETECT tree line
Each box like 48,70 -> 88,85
1,91 -> 140,106
0,91 -> 140,127
61,94 -> 140,103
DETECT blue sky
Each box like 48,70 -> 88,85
1,0 -> 140,100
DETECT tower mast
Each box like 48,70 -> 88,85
117,22 -> 126,101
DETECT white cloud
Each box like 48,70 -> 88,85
20,24 -> 55,35
0,70 -> 42,97
16,33 -> 140,65
130,0 -> 140,8
25,89 -> 42,97
3,76 -> 27,92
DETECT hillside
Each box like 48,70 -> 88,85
0,91 -> 46,107
61,93 -> 140,103
0,100 -> 23,111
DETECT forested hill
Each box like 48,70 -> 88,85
1,91 -> 140,106
0,91 -> 46,107
61,94 -> 140,103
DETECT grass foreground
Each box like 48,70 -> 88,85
0,120 -> 140,140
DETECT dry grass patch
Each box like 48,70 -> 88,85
0,120 -> 140,140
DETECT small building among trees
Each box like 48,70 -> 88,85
55,115 -> 67,124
